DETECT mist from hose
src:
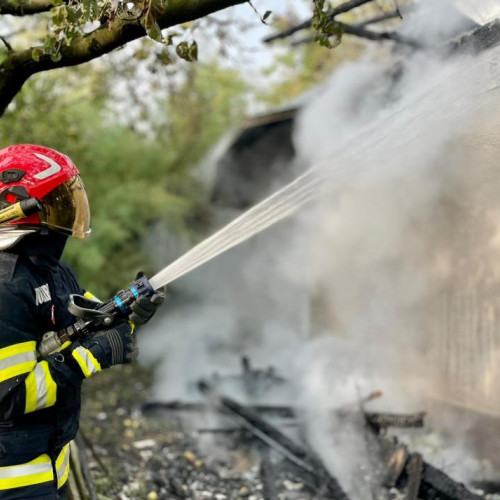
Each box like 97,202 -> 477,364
149,46 -> 499,291
148,166 -> 325,289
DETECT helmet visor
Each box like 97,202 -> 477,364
39,176 -> 91,238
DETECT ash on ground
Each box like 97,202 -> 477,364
80,364 -> 319,500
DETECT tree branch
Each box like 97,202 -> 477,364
263,0 -> 375,44
356,10 -> 402,28
0,0 -> 247,116
0,0 -> 53,16
291,23 -> 420,48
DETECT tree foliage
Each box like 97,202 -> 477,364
0,0 -> 249,115
0,61 -> 246,296
258,35 -> 363,108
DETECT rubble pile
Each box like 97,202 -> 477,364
80,360 -> 499,499
80,365 -> 316,500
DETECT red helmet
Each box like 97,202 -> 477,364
0,144 -> 91,250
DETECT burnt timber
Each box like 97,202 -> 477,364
198,381 -> 350,500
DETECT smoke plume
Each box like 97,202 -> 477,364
141,0 -> 500,494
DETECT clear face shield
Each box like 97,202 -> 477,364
39,176 -> 91,238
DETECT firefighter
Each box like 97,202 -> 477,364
0,144 -> 164,499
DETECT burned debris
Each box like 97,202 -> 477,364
199,380 -> 350,500
365,411 -> 426,434
137,358 -> 487,500
382,444 -> 483,500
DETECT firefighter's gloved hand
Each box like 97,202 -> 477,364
82,322 -> 138,370
129,292 -> 165,325
129,271 -> 165,326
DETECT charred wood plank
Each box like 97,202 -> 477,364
365,412 -> 426,434
371,426 -> 481,499
198,381 -> 349,500
197,421 -> 299,434
420,463 -> 483,500
469,481 -> 500,495
406,453 -> 423,500
142,400 -> 295,418
260,447 -> 278,500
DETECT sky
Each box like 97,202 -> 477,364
198,0 -> 311,73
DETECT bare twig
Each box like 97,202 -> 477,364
356,10 -> 402,28
0,37 -> 13,52
247,0 -> 269,25
263,0 -> 375,43
291,22 -> 420,48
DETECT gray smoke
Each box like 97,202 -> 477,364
141,0 -> 500,495
288,2 -> 500,493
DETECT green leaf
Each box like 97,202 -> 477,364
31,47 -> 44,62
147,21 -> 163,43
176,41 -> 198,62
157,50 -> 173,65
143,0 -> 167,43
188,40 -> 198,62
44,36 -> 57,51
263,10 -> 272,22
66,6 -> 77,24
50,52 -> 62,63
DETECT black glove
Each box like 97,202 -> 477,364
82,322 -> 138,369
51,322 -> 137,381
129,273 -> 165,325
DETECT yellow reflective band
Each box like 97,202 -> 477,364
60,341 -> 72,351
40,361 -> 57,407
24,369 -> 37,414
0,360 -> 37,383
0,341 -> 36,361
72,347 -> 101,378
0,454 -> 53,490
84,291 -> 101,302
56,444 -> 70,488
24,361 -> 57,414
0,341 -> 37,383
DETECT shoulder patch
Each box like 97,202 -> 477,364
0,252 -> 19,281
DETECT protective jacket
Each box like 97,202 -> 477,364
0,233 -> 85,499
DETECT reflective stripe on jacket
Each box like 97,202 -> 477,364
0,234 -> 85,490
0,443 -> 70,498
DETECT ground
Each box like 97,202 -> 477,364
80,363 -> 267,500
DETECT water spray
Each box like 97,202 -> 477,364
39,42 -> 499,356
38,169 -> 325,356
149,166 -> 327,289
